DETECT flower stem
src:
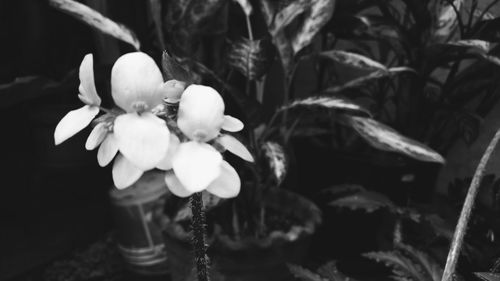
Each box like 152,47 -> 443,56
190,192 -> 210,281
441,128 -> 500,281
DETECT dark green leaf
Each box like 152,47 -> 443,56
161,51 -> 198,84
233,0 -> 253,16
49,0 -> 140,50
262,141 -> 287,186
329,190 -> 395,213
320,50 -> 388,72
475,272 -> 500,281
344,116 -> 446,163
291,0 -> 336,54
280,96 -> 372,116
227,37 -> 275,80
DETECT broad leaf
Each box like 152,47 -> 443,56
320,50 -> 388,72
49,0 -> 140,50
280,96 -> 372,116
475,272 -> 500,281
431,0 -> 463,42
291,0 -> 336,54
344,116 -> 445,163
262,141 -> 287,186
227,37 -> 275,80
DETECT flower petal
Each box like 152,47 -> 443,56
177,85 -> 225,142
164,171 -> 193,197
218,134 -> 254,162
114,112 -> 170,170
85,123 -> 108,150
222,115 -> 244,132
97,133 -> 119,167
156,134 -> 180,170
78,54 -> 101,106
206,161 -> 241,198
54,105 -> 99,145
172,141 -> 223,193
112,154 -> 144,189
111,52 -> 164,112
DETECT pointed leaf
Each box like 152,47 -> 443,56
49,0 -> 140,50
218,135 -> 254,162
222,115 -> 244,132
475,273 -> 500,281
227,37 -> 275,80
97,133 -> 119,167
281,96 -> 371,116
206,161 -> 241,198
320,50 -> 388,72
329,191 -> 395,213
112,154 -> 144,189
113,112 -> 170,170
172,141 -> 223,192
233,0 -> 252,16
161,51 -> 196,84
85,122 -> 108,150
345,116 -> 445,163
292,0 -> 335,54
262,141 -> 287,185
54,105 -> 99,145
165,170 -> 193,197
78,54 -> 101,106
448,39 -> 492,53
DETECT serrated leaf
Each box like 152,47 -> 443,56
475,272 -> 500,281
291,0 -> 336,54
262,141 -> 287,186
233,0 -> 253,16
345,116 -> 445,163
364,244 -> 443,281
288,264 -> 328,281
49,0 -> 140,50
280,96 -> 371,116
227,37 -> 274,80
320,50 -> 388,72
329,190 -> 395,213
317,261 -> 357,281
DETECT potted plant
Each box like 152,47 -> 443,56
49,0 -> 449,280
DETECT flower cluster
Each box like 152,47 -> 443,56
54,52 -> 253,198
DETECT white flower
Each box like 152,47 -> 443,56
54,52 -> 172,189
167,85 -> 253,198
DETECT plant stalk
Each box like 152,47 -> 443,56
441,128 -> 500,281
190,192 -> 210,281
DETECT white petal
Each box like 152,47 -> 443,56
114,112 -> 170,170
206,161 -> 241,198
218,134 -> 254,162
97,134 -> 119,167
112,154 -> 144,189
222,115 -> 244,132
78,54 -> 101,105
164,171 -> 193,197
85,123 -> 108,150
156,134 -> 180,170
54,105 -> 99,145
177,85 -> 225,142
172,141 -> 223,193
111,52 -> 164,112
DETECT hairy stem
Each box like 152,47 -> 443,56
441,129 -> 500,281
190,192 -> 210,281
